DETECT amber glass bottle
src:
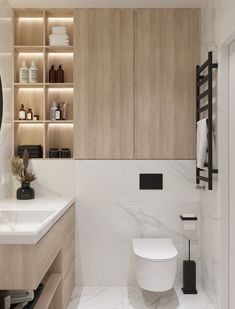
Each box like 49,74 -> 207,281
49,65 -> 57,83
57,65 -> 64,83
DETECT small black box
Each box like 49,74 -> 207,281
182,260 -> 197,294
17,145 -> 43,158
139,174 -> 163,190
49,148 -> 60,158
60,148 -> 71,158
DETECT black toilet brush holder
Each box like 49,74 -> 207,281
182,239 -> 197,294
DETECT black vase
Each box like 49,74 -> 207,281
16,182 -> 35,200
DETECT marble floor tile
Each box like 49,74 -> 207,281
67,287 -> 123,309
123,287 -> 179,309
67,286 -> 214,309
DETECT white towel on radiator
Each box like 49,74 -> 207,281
197,118 -> 208,169
207,132 -> 217,169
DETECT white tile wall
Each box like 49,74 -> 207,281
200,0 -> 235,307
75,160 -> 200,287
0,2 -> 12,200
31,160 -> 75,197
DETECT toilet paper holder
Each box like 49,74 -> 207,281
180,214 -> 198,231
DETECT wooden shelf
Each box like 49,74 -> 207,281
45,120 -> 73,123
14,120 -> 44,123
13,9 -> 75,159
14,83 -> 73,87
14,9 -> 44,18
45,83 -> 73,88
34,273 -> 62,309
14,83 -> 44,88
45,45 -> 73,52
15,46 -> 44,52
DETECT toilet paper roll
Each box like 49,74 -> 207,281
182,221 -> 196,230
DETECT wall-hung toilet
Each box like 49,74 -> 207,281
133,238 -> 178,292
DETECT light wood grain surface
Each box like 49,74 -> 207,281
75,9 -> 134,159
134,9 -> 200,159
0,205 -> 75,309
13,9 -> 75,159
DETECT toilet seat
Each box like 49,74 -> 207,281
133,238 -> 177,262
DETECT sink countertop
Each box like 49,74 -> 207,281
0,196 -> 75,245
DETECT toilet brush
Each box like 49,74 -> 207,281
182,239 -> 197,294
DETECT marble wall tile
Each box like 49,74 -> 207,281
0,54 -> 11,88
77,201 -> 200,246
75,160 -> 200,287
0,2 -> 11,18
0,18 -> 11,53
76,160 -> 199,203
31,160 -> 75,197
78,244 -> 133,286
200,179 -> 220,308
0,3 -> 12,200
199,0 -> 235,307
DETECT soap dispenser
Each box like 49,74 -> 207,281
50,101 -> 57,120
19,61 -> 29,83
29,61 -> 38,83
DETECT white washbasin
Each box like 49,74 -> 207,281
0,197 -> 75,244
0,210 -> 56,234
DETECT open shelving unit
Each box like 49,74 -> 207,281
13,9 -> 75,159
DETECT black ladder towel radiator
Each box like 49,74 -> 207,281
196,51 -> 218,190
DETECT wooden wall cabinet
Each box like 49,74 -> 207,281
134,9 -> 200,159
74,9 -> 134,159
74,8 -> 200,160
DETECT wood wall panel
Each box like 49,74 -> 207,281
75,9 -> 134,159
134,9 -> 200,159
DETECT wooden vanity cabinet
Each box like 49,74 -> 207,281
0,205 -> 75,309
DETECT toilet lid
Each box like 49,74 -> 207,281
133,238 -> 178,261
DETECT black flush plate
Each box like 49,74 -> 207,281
139,174 -> 163,190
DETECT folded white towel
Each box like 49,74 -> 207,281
206,132 -> 217,169
49,38 -> 69,43
197,118 -> 208,169
10,290 -> 34,304
212,132 -> 217,169
49,37 -> 69,43
52,26 -> 67,34
49,40 -> 69,45
13,301 -> 28,309
49,34 -> 69,40
49,42 -> 70,46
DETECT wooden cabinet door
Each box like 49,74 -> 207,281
134,9 -> 200,159
75,9 -> 134,159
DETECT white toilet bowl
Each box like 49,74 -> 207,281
133,238 -> 178,292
